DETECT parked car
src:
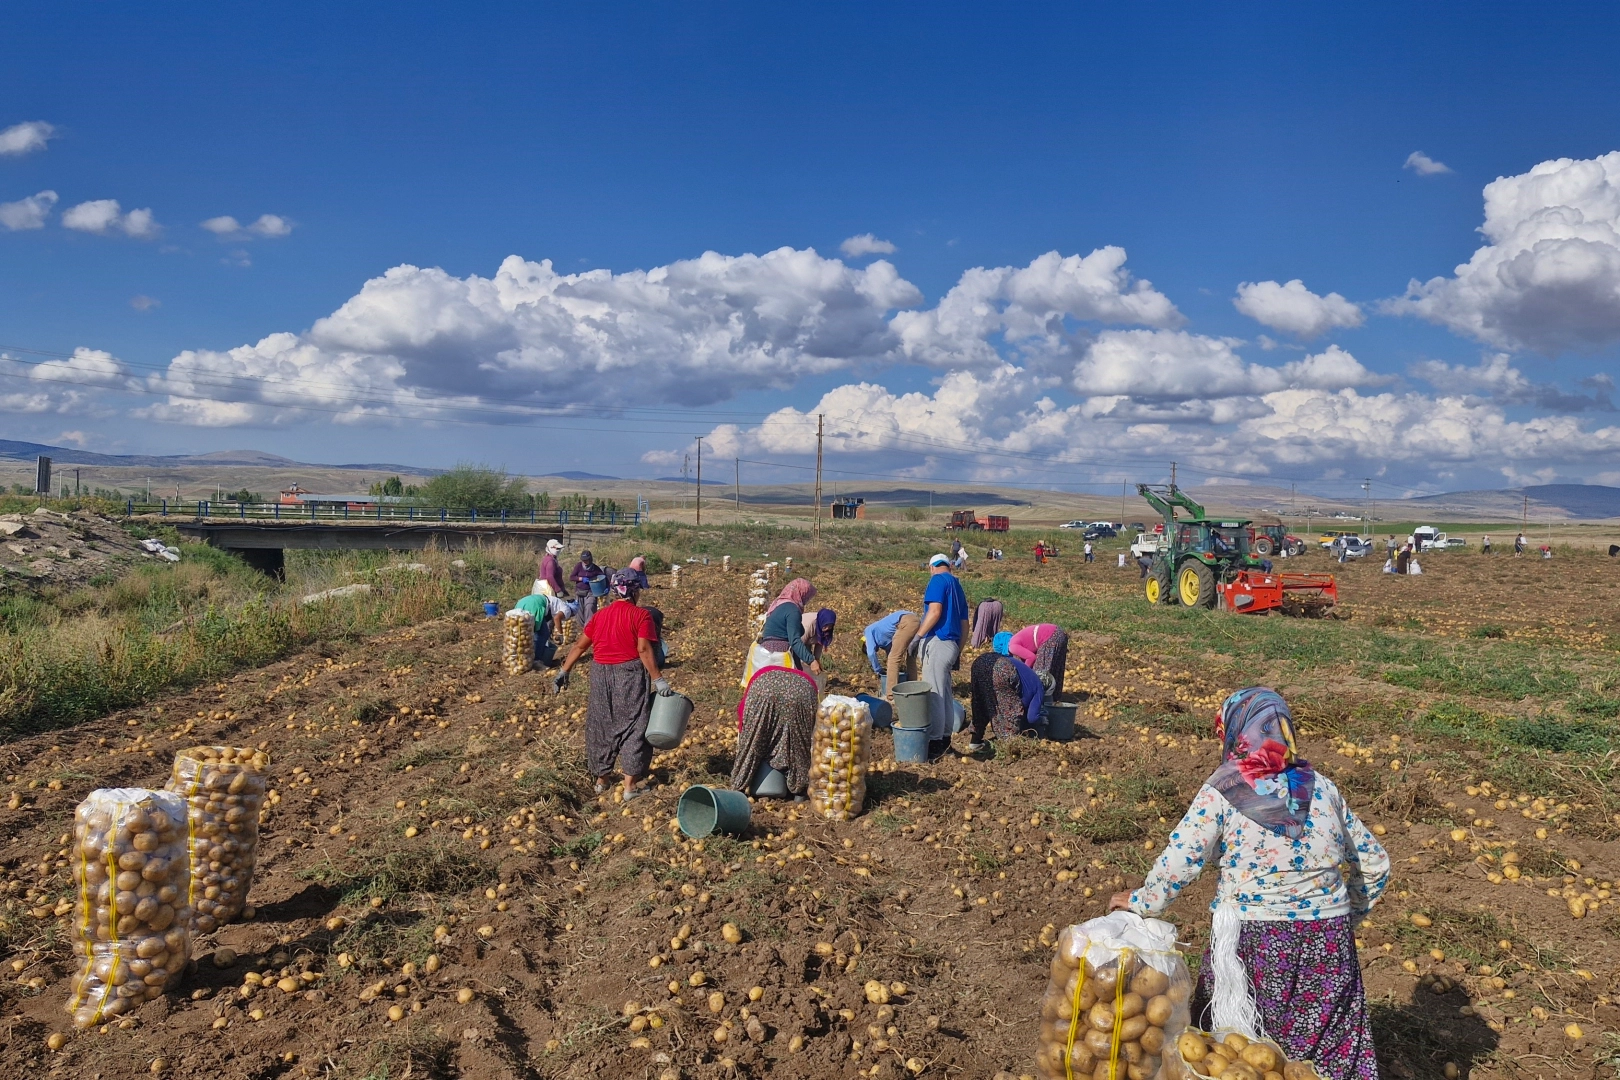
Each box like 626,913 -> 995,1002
1129,522 -> 1146,533
1433,536 -> 1466,549
1083,526 -> 1117,540
1058,520 -> 1088,529
1330,535 -> 1370,559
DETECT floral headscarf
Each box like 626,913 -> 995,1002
1207,687 -> 1315,839
766,577 -> 816,615
609,568 -> 641,599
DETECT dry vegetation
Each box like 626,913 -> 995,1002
1,522 -> 1618,1080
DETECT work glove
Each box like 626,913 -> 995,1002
552,669 -> 571,693
652,678 -> 671,697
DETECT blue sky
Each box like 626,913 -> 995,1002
4,4 -> 1620,497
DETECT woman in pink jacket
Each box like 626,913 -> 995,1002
1006,623 -> 1069,698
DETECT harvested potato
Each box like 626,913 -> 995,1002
1032,922 -> 1190,1080
166,746 -> 270,933
66,789 -> 193,1028
502,609 -> 536,675
808,697 -> 873,820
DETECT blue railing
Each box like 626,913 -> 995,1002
125,500 -> 641,526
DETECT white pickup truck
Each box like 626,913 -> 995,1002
1131,532 -> 1167,559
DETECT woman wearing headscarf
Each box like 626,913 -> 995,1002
965,632 -> 1046,751
731,665 -> 819,800
800,607 -> 836,663
741,578 -> 821,686
1109,688 -> 1389,1080
969,598 -> 1003,647
626,555 -> 652,591
552,569 -> 669,803
570,549 -> 607,625
1006,622 -> 1069,699
536,538 -> 569,599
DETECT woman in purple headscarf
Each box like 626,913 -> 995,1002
1109,688 -> 1390,1080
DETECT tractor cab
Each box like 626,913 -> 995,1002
1177,521 -> 1251,560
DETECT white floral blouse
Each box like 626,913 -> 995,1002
1127,774 -> 1391,922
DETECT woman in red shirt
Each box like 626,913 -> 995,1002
553,568 -> 668,802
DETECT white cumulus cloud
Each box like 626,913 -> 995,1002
62,200 -> 161,239
0,190 -> 58,231
840,233 -> 896,257
143,248 -> 925,424
1233,279 -> 1364,338
202,213 -> 293,239
0,347 -> 135,416
891,248 -> 1182,370
1404,151 -> 1453,176
0,121 -> 56,157
1386,150 -> 1620,353
1074,331 -> 1385,400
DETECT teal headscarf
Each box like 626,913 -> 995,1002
992,631 -> 1013,655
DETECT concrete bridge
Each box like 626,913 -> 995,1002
172,520 -> 626,577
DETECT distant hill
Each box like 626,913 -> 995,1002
540,471 -> 621,481
655,476 -> 728,485
1403,483 -> 1620,520
0,440 -> 434,475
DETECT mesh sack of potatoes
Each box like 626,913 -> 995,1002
1175,1029 -> 1322,1080
808,695 -> 871,821
67,788 -> 193,1028
502,608 -> 536,675
165,745 -> 270,933
1034,912 -> 1190,1080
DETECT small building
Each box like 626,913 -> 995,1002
279,486 -> 398,512
831,497 -> 865,520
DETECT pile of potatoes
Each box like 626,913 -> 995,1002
1035,936 -> 1189,1080
502,608 -> 536,675
67,789 -> 193,1028
1176,1030 -> 1321,1080
808,696 -> 871,821
166,745 -> 269,933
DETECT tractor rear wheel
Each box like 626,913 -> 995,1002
1177,561 -> 1216,608
1144,575 -> 1161,604
1146,560 -> 1173,605
1253,536 -> 1274,557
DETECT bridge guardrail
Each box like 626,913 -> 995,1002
124,501 -> 642,526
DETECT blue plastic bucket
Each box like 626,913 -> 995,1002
482,601 -> 499,617
588,575 -> 609,597
892,724 -> 930,763
677,785 -> 752,837
856,693 -> 893,729
749,762 -> 789,798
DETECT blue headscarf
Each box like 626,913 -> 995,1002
1207,687 -> 1316,839
991,631 -> 1013,655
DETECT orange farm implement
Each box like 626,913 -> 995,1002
1218,570 -> 1340,617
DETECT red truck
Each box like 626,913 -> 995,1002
945,510 -> 1010,532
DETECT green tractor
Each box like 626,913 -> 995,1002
1137,483 -> 1263,608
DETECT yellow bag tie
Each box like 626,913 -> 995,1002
1062,958 -> 1089,1080
1107,948 -> 1132,1080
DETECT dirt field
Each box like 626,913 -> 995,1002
2,539 -> 1618,1080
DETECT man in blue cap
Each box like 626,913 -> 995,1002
917,553 -> 968,760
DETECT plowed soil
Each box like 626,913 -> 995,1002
3,546 -> 1618,1080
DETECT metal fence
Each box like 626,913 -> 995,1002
123,501 -> 642,526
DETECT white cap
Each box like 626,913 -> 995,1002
546,539 -> 563,554
929,553 -> 950,567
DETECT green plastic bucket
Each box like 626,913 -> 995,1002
645,691 -> 693,750
891,680 -> 932,729
677,785 -> 751,838
892,724 -> 930,762
1044,701 -> 1079,742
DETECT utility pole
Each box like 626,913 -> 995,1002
695,437 -> 702,525
1362,478 -> 1372,533
1169,461 -> 1177,493
1522,494 -> 1529,535
1120,480 -> 1126,525
734,457 -> 740,515
812,413 -> 824,541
